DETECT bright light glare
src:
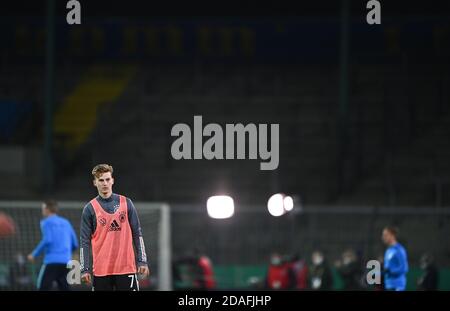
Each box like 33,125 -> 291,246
267,193 -> 285,217
207,195 -> 234,219
284,196 -> 294,211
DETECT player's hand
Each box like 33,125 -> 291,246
81,272 -> 92,284
138,265 -> 150,278
27,254 -> 34,262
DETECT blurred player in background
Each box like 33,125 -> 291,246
265,252 -> 295,290
309,250 -> 333,290
80,164 -> 149,291
194,248 -> 216,290
334,248 -> 363,290
381,226 -> 409,291
173,247 -> 216,290
417,253 -> 438,290
287,253 -> 308,290
10,252 -> 33,290
28,200 -> 78,290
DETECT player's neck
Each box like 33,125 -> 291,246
98,192 -> 113,200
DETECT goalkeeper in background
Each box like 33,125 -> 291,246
80,164 -> 149,291
381,226 -> 409,291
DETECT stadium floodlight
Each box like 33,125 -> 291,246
207,195 -> 234,219
284,196 -> 294,212
267,193 -> 285,217
268,193 -> 295,216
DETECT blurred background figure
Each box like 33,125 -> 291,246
334,249 -> 363,290
9,252 -> 33,290
265,252 -> 294,290
381,226 -> 409,291
417,253 -> 439,291
173,247 -> 216,290
195,249 -> 216,290
27,200 -> 78,291
247,276 -> 265,290
309,250 -> 333,290
287,253 -> 308,290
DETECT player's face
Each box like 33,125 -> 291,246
382,229 -> 392,245
93,172 -> 114,197
41,204 -> 49,217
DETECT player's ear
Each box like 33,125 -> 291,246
93,179 -> 97,187
111,177 -> 114,185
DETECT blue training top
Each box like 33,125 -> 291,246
32,214 -> 78,264
384,242 -> 409,290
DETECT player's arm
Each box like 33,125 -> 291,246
127,198 -> 150,277
80,204 -> 95,283
390,250 -> 408,275
28,221 -> 49,261
384,250 -> 405,277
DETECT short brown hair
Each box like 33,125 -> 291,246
44,200 -> 58,213
92,164 -> 114,179
384,226 -> 399,238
